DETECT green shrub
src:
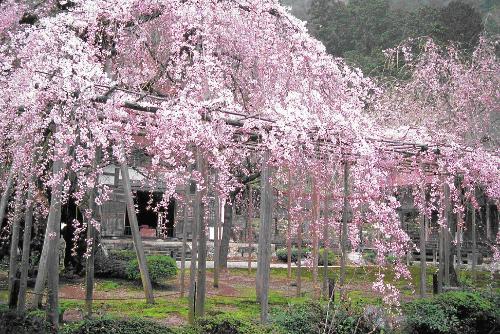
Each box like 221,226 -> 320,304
275,247 -> 310,263
318,248 -> 337,266
403,291 -> 499,334
271,301 -> 325,334
0,310 -> 52,334
126,255 -> 177,285
362,249 -> 376,264
95,250 -> 136,279
190,313 -> 270,334
61,317 -> 173,334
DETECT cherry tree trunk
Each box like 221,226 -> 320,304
45,158 -> 65,328
339,161 -> 349,296
486,202 -> 491,240
256,150 -> 272,323
8,193 -> 23,309
195,152 -> 207,318
120,162 -> 154,304
17,188 -> 34,312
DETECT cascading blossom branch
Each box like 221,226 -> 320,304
0,0 -> 497,309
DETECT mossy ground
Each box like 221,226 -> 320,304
0,265 -> 497,330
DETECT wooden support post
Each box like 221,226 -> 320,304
84,188 -> 97,317
339,161 -> 349,296
195,152 -> 207,318
247,185 -> 253,274
85,150 -> 100,318
311,178 -> 319,290
322,193 -> 329,299
220,203 -> 233,270
188,169 -> 199,324
18,188 -> 34,312
437,224 -> 444,294
486,202 -> 491,240
213,178 -> 221,287
256,150 -> 272,323
419,207 -> 426,298
471,203 -> 477,281
120,161 -> 155,304
286,172 -> 292,279
0,169 -> 14,226
46,158 -> 65,328
8,193 -> 23,309
180,187 -> 189,297
296,220 -> 302,297
443,184 -> 451,287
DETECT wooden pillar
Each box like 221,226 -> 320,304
247,185 -> 253,274
45,158 -> 65,328
85,150 -> 100,317
486,202 -> 491,240
296,219 -> 302,297
0,169 -> 14,226
17,188 -> 34,312
256,150 -> 272,323
322,192 -> 329,299
311,178 -> 319,290
437,224 -> 444,294
339,161 -> 349,295
180,186 -> 189,297
471,203 -> 477,280
213,184 -> 221,287
188,157 -> 200,323
120,161 -> 154,304
443,183 -> 451,286
419,197 -> 426,298
195,152 -> 207,318
286,172 -> 292,279
8,193 -> 23,309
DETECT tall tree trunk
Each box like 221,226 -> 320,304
45,158 -> 65,329
120,161 -> 154,304
195,151 -> 207,318
256,150 -> 272,323
219,202 -> 233,270
339,161 -> 349,297
8,192 -> 23,309
18,188 -> 34,312
33,215 -> 50,307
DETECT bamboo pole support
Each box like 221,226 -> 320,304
17,188 -> 34,312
